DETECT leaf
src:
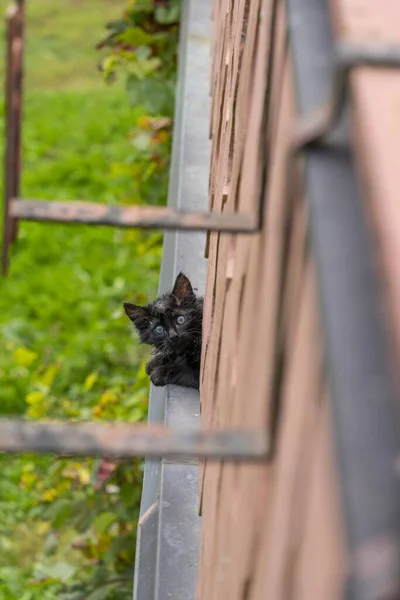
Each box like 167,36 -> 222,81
105,535 -> 134,562
118,26 -> 154,47
84,371 -> 99,391
78,467 -> 91,485
124,390 -> 144,408
47,498 -> 73,528
0,566 -> 19,581
26,391 -> 45,405
86,585 -> 117,600
43,531 -> 58,556
126,76 -> 174,114
42,488 -> 58,503
13,347 -> 38,366
129,0 -> 154,13
38,364 -> 60,388
59,593 -> 84,600
20,469 -> 38,490
75,508 -> 96,534
130,406 -> 147,422
93,512 -> 116,536
154,1 -> 180,24
132,56 -> 162,78
49,561 -> 76,582
27,403 -> 47,419
98,389 -> 118,407
36,521 -> 51,536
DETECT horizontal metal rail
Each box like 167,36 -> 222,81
0,419 -> 270,461
10,199 -> 257,233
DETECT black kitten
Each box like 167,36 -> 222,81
123,272 -> 203,389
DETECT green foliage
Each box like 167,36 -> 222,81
97,0 -> 180,205
98,0 -> 178,116
0,0 -> 178,598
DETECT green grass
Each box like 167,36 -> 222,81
0,0 -> 127,90
0,1 -> 168,598
0,0 -> 160,419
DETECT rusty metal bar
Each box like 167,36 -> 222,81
10,199 -> 257,233
293,42 -> 400,149
0,419 -> 270,460
2,0 -> 24,276
10,0 -> 24,244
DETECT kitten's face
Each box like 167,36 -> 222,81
124,273 -> 201,352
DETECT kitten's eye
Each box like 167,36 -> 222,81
154,325 -> 164,335
176,315 -> 185,325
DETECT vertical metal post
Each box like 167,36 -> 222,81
2,0 -> 24,276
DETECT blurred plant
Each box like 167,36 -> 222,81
97,0 -> 180,207
0,0 -> 179,598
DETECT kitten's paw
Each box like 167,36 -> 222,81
146,357 -> 163,376
145,359 -> 156,376
150,366 -> 169,387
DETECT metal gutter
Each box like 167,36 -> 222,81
133,1 -> 211,598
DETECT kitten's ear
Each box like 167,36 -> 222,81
123,303 -> 149,324
172,272 -> 195,301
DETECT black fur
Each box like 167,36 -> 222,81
124,272 -> 203,389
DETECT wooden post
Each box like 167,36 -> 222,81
2,0 -> 24,276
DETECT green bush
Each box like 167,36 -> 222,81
0,1 -> 178,598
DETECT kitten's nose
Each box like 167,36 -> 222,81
169,328 -> 178,339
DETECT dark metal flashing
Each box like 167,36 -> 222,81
133,1 -> 211,598
287,1 -> 400,598
293,42 -> 400,150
